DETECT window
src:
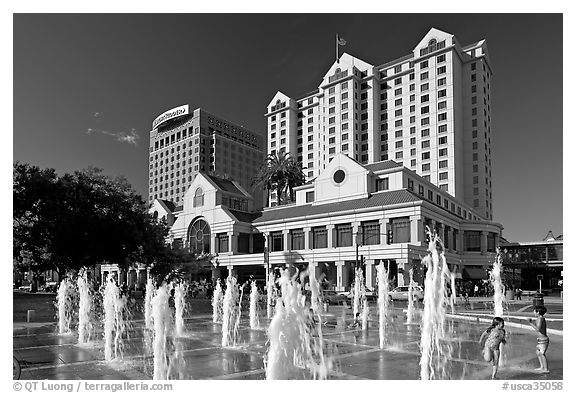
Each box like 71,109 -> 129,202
395,77 -> 402,85
437,54 -> 446,63
395,88 -> 402,96
395,98 -> 402,106
438,113 -> 447,121
391,217 -> 410,243
421,94 -> 429,103
439,148 -> 448,156
420,60 -> 428,69
312,226 -> 328,249
421,83 -> 429,92
193,188 -> 204,207
395,109 -> 402,117
464,231 -> 481,252
395,130 -> 403,138
438,89 -> 447,98
395,151 -> 403,159
421,140 -> 430,148
438,77 -> 446,86
291,229 -> 305,250
271,231 -> 284,252
420,72 -> 429,80
395,141 -> 403,148
438,124 -> 448,133
439,172 -> 448,180
376,177 -> 389,191
422,152 -> 430,160
439,136 -> 447,144
335,224 -> 353,247
421,106 -> 429,114
188,219 -> 211,254
395,119 -> 403,127
437,66 -> 446,74
422,163 -> 430,171
421,117 -> 430,126
217,233 -> 229,253
360,221 -> 380,245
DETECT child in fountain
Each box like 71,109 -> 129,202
479,316 -> 507,379
527,305 -> 549,373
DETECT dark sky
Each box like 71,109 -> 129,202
13,13 -> 563,242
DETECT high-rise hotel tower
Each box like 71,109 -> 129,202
149,106 -> 265,206
265,28 -> 494,220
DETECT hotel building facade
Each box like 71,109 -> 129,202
152,153 -> 503,290
148,105 -> 266,207
265,28 -> 494,220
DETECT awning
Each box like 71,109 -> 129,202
462,267 -> 488,280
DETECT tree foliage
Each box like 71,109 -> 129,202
251,152 -> 306,205
13,162 -> 171,277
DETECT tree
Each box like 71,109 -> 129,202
13,162 -> 169,279
251,152 -> 305,205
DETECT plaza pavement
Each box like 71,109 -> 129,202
13,296 -> 563,380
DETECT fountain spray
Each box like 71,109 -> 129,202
144,277 -> 155,330
419,228 -> 454,380
266,271 -> 276,319
212,279 -> 223,323
491,249 -> 505,318
77,269 -> 93,344
103,275 -> 128,361
249,280 -> 260,329
265,267 -> 331,379
406,268 -> 415,325
221,275 -> 240,347
150,283 -> 171,379
376,263 -> 389,349
56,277 -> 75,335
173,280 -> 187,336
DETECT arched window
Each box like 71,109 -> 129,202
193,187 -> 204,207
335,67 -> 341,73
188,218 -> 211,254
428,38 -> 437,46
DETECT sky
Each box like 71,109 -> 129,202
12,13 -> 563,242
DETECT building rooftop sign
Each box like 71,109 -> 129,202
152,104 -> 189,130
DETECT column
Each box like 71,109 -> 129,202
447,227 -> 454,251
335,261 -> 346,291
458,230 -> 464,254
211,233 -> 217,254
352,222 -> 361,246
410,216 -> 422,244
228,231 -> 238,254
379,218 -> 390,244
248,234 -> 254,253
365,259 -> 375,289
397,259 -> 407,286
304,227 -> 311,250
481,230 -> 488,255
227,265 -> 236,278
327,224 -> 335,248
283,230 -> 290,251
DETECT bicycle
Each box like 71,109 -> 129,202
13,356 -> 21,380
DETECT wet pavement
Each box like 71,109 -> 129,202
13,305 -> 563,380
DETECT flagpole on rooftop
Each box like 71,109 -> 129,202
336,34 -> 339,64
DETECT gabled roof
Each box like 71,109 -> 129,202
364,160 -> 402,172
253,189 -> 422,224
226,209 -> 261,223
158,199 -> 176,212
206,174 -> 246,196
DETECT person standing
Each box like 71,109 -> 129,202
527,306 -> 550,373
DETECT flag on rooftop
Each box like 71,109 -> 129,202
337,35 -> 346,46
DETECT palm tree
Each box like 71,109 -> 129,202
251,152 -> 305,206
